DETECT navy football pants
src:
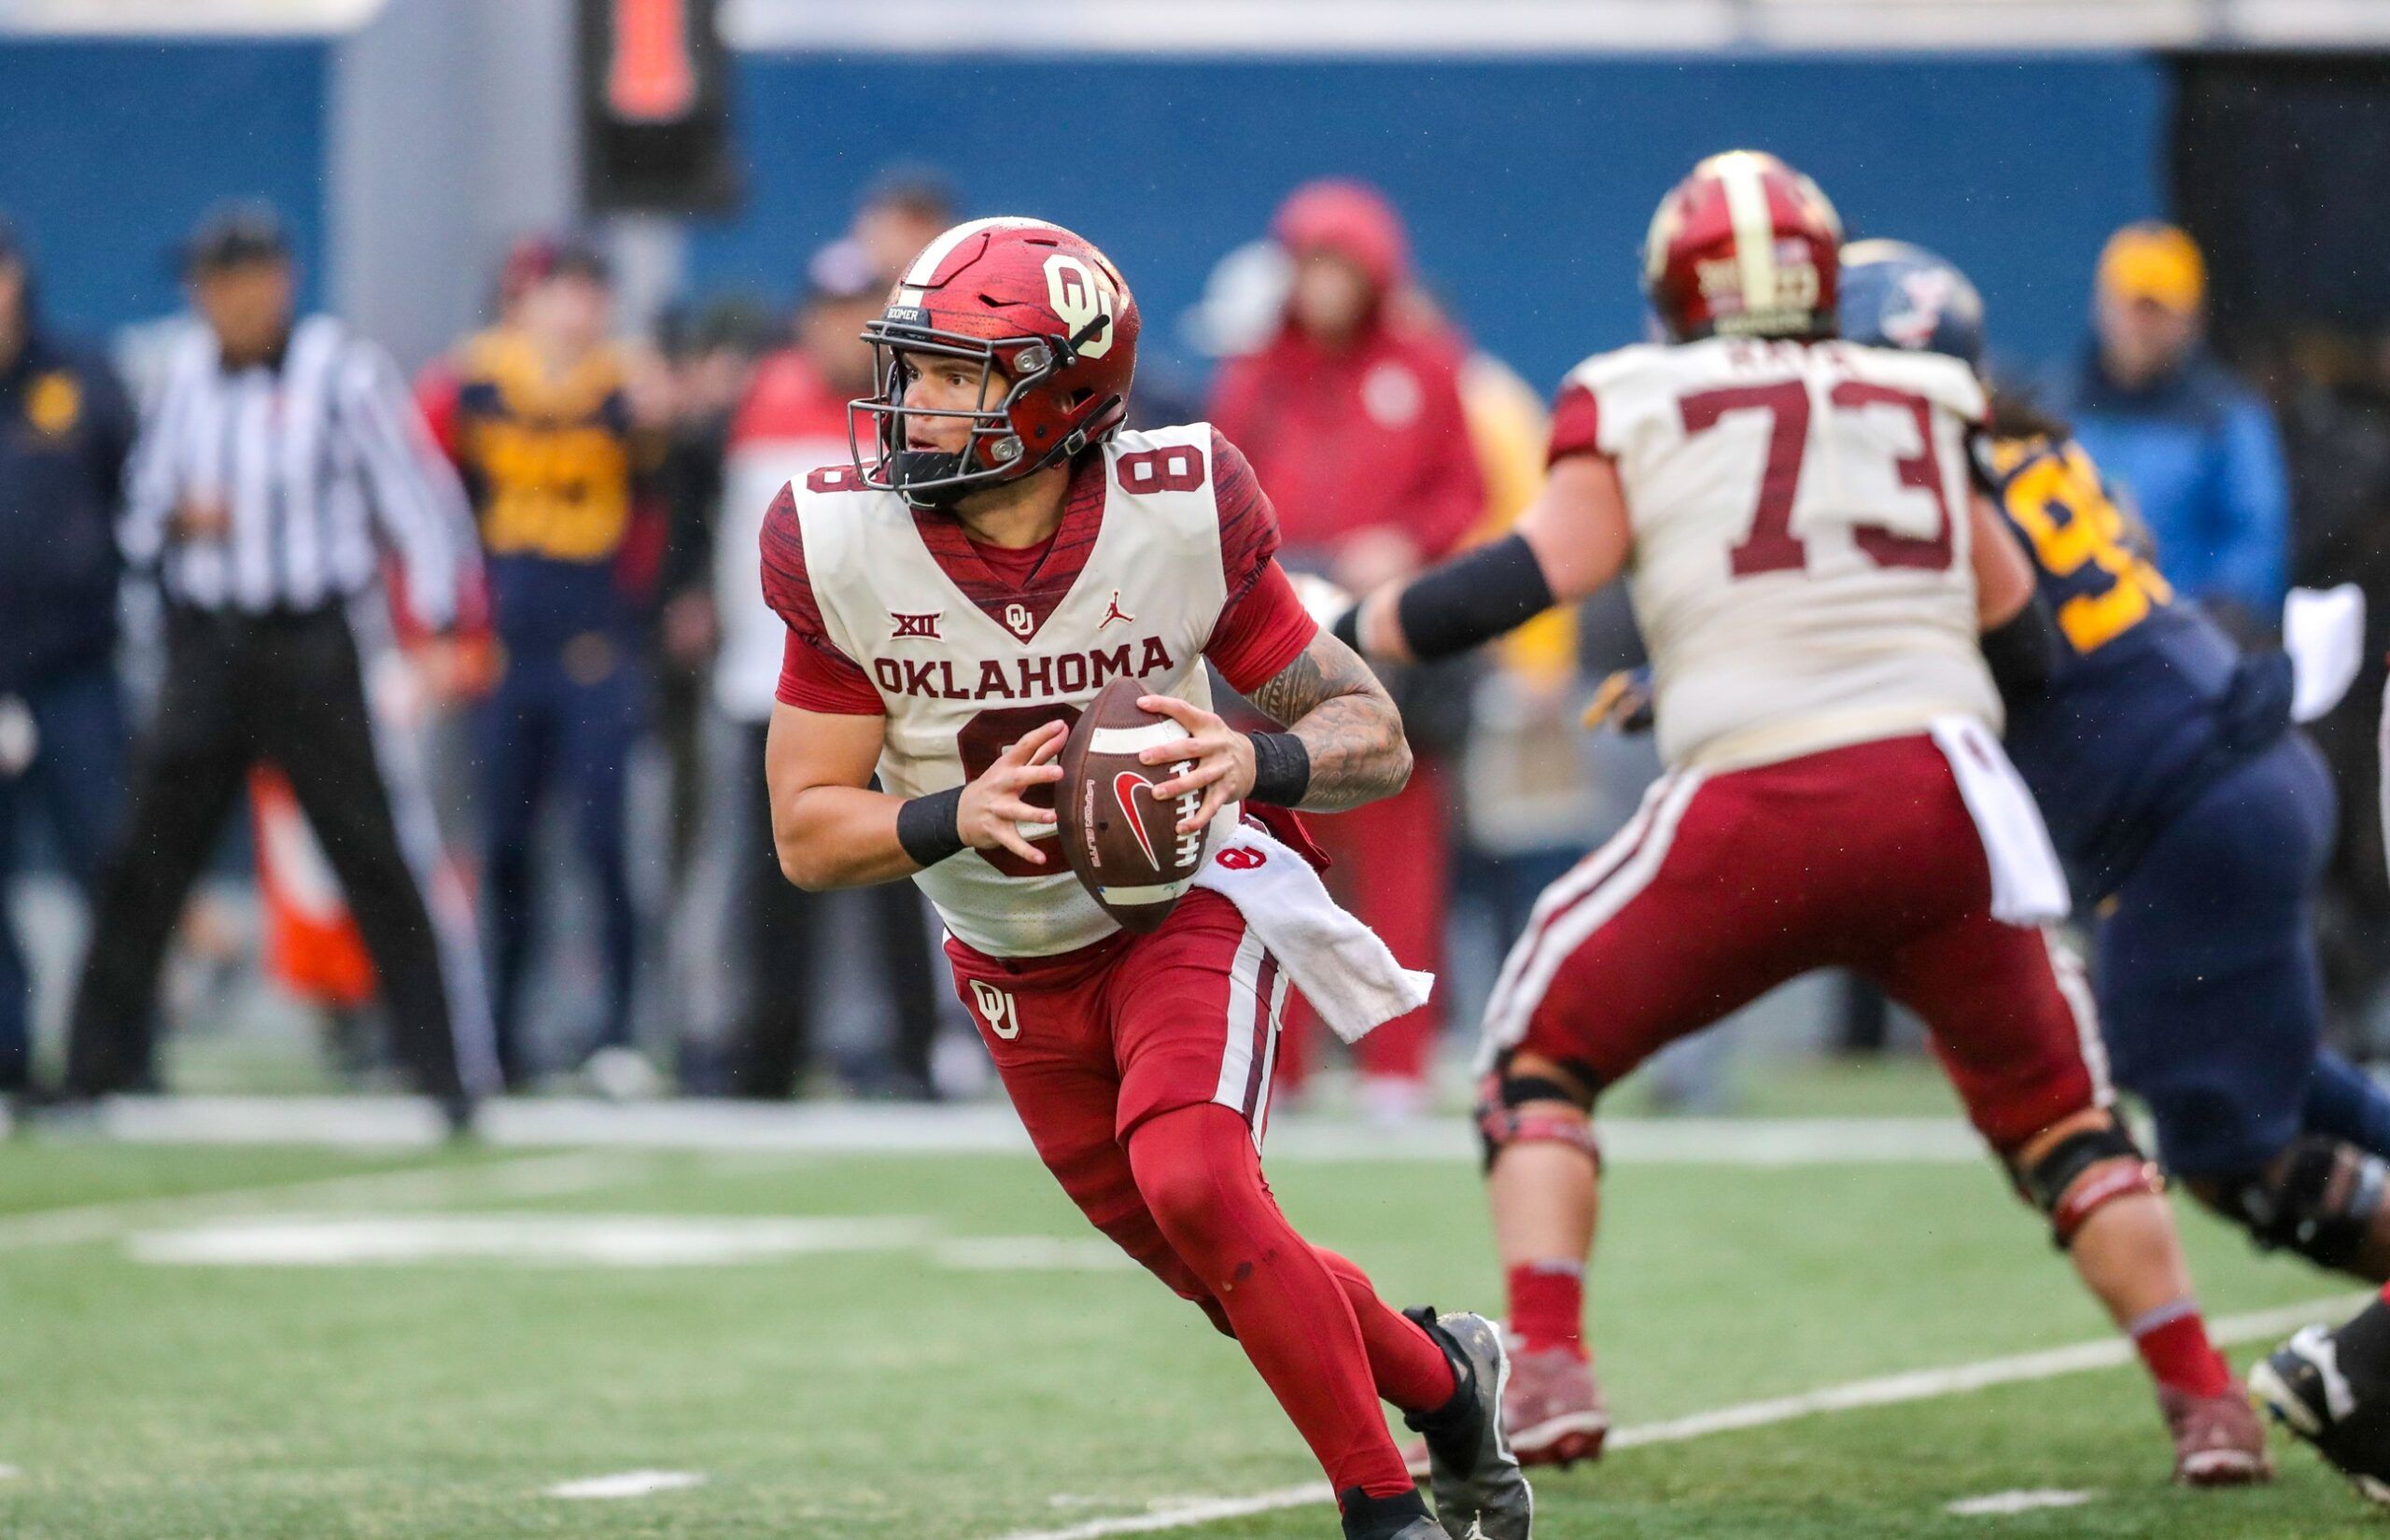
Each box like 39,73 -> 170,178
2095,733 -> 2390,1178
0,661 -> 125,1088
476,635 -> 642,1084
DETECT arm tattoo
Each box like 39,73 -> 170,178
1247,632 -> 1413,811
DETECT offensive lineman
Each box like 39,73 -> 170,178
1339,153 -> 2267,1483
760,217 -> 1525,1540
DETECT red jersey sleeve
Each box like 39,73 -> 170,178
758,482 -> 884,714
1546,380 -> 1602,466
1205,429 -> 1319,693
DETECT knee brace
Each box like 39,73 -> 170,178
2213,1136 -> 2388,1271
2014,1118 -> 2160,1249
1475,1066 -> 1602,1175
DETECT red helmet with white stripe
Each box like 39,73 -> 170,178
853,217 -> 1140,509
1642,150 -> 1844,343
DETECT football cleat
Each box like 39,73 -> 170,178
2158,1383 -> 2273,1487
1335,1487 -> 1440,1540
2252,1323 -> 2390,1505
1402,1308 -> 1533,1540
1501,1340 -> 1609,1469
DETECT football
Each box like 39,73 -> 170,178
1056,677 -> 1206,934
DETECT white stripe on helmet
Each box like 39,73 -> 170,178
1716,152 -> 1780,324
898,216 -> 1061,300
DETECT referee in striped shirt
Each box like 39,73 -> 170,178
59,204 -> 498,1122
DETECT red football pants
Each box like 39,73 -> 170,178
1484,735 -> 2103,1153
948,894 -> 1454,1498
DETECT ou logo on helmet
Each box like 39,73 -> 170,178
1045,254 -> 1118,358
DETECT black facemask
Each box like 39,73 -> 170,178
889,448 -> 971,509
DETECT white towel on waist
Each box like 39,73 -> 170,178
2286,582 -> 2367,723
1929,715 -> 2071,927
1192,818 -> 1434,1043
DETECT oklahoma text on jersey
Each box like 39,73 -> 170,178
870,634 -> 1179,703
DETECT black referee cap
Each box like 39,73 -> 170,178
183,201 -> 292,274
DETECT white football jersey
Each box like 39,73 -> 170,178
1558,336 -> 1999,770
782,424 -> 1256,958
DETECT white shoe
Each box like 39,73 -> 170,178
583,1045 -> 666,1102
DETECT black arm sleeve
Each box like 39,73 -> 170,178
1390,532 -> 1557,663
894,787 -> 968,869
1982,595 -> 2061,704
1244,731 -> 1311,806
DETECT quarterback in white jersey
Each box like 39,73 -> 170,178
770,419 -> 1275,957
1344,154 -> 2267,1485
759,217 -> 1530,1540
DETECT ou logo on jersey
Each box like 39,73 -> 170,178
970,980 -> 1021,1040
1045,255 -> 1118,358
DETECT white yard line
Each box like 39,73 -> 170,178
48,1096 -> 1989,1165
128,1212 -> 935,1267
544,1469 -> 709,1500
0,1149 -> 649,1252
980,1295 -> 2367,1540
1947,1489 -> 2094,1517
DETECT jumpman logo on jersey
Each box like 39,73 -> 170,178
1098,590 -> 1134,630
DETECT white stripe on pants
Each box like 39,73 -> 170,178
1478,771 -> 1707,1069
1209,926 -> 1286,1148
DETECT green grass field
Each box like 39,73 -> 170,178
0,1116 -> 2382,1540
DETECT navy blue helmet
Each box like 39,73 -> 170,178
1837,239 -> 1985,368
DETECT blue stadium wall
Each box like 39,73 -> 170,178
0,41 -> 329,339
0,41 -> 2158,399
693,54 -> 2167,394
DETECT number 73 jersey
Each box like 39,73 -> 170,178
1553,336 -> 2002,771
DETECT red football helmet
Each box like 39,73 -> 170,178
1642,150 -> 1844,343
852,217 -> 1140,508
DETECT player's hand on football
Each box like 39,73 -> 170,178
1136,695 -> 1252,836
957,719 -> 1067,864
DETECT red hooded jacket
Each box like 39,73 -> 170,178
1207,180 -> 1484,567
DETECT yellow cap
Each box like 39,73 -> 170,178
2098,223 -> 2205,315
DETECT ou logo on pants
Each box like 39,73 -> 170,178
970,980 -> 1021,1040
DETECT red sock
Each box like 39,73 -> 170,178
1315,1248 -> 1458,1413
2131,1304 -> 2231,1399
1507,1262 -> 1587,1361
1127,1104 -> 1416,1500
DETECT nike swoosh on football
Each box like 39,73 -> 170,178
1112,772 -> 1161,870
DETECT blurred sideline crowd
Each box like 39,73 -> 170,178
3,167 -> 2387,1118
